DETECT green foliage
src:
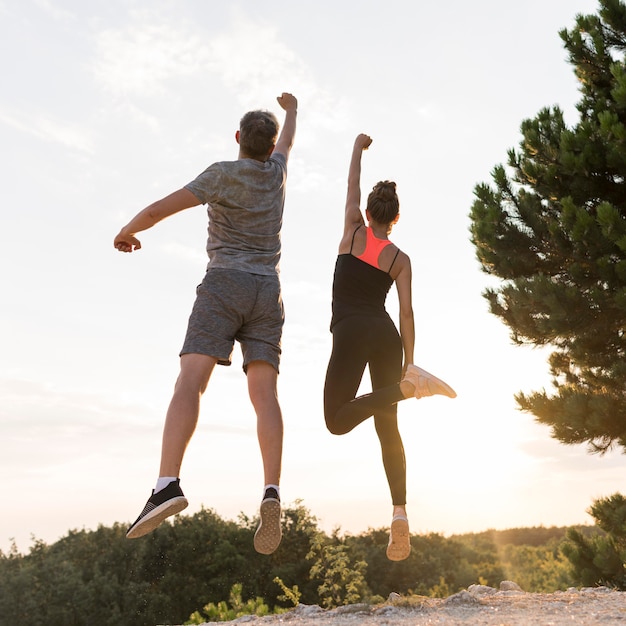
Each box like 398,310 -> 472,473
429,576 -> 450,598
469,0 -> 626,451
0,505 -> 301,626
348,526 -> 495,598
0,525 -> 153,626
0,505 -> 589,625
273,576 -> 301,606
306,529 -> 370,608
454,526 -> 578,592
563,493 -> 626,588
263,500 -> 322,604
185,583 -> 271,624
465,526 -> 572,547
499,545 -> 572,592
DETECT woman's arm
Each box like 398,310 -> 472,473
394,256 -> 415,371
338,134 -> 371,252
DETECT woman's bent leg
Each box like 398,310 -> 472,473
324,317 -> 405,435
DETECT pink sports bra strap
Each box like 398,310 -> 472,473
355,226 -> 393,270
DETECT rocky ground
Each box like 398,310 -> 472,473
191,582 -> 626,625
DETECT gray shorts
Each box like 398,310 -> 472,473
181,268 -> 284,372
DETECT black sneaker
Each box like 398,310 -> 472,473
126,479 -> 188,539
253,487 -> 282,555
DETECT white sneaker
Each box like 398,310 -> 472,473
402,364 -> 457,399
386,515 -> 411,561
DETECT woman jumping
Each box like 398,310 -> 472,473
323,133 -> 456,561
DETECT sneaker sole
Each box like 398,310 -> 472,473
254,498 -> 282,555
386,517 -> 411,561
412,365 -> 457,398
126,496 -> 189,539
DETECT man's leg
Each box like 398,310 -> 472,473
247,360 -> 283,554
247,360 -> 283,485
160,353 -> 218,476
127,353 -> 217,539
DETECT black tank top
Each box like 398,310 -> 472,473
330,254 -> 394,329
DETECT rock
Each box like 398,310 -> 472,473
500,580 -> 523,592
333,603 -> 372,615
292,604 -> 324,617
581,586 -> 612,594
374,605 -> 405,616
468,584 -> 497,596
443,590 -> 481,605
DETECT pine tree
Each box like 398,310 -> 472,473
469,0 -> 626,452
562,493 -> 626,588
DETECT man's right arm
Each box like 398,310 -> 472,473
273,92 -> 298,159
114,188 -> 200,253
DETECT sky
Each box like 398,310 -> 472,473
2,0 -> 624,554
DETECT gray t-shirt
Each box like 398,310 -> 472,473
185,152 -> 287,275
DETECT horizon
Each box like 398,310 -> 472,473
3,502 -> 599,556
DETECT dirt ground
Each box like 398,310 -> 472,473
191,583 -> 626,626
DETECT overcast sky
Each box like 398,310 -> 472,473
2,0 -> 623,554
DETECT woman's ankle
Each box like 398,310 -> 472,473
400,380 -> 415,399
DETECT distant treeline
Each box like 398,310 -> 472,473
0,502 -> 604,626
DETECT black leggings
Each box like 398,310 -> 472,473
324,315 -> 407,505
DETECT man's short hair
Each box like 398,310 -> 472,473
239,110 -> 279,159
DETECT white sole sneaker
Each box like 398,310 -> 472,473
254,497 -> 282,555
403,364 -> 457,399
386,515 -> 411,561
126,479 -> 189,539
